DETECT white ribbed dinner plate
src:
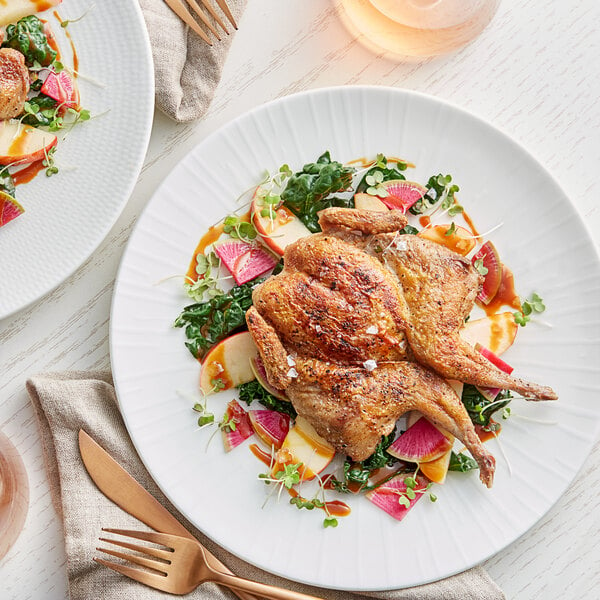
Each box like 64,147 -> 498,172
110,86 -> 600,591
0,0 -> 153,319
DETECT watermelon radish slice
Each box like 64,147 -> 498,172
376,180 -> 427,213
387,417 -> 453,463
366,473 -> 428,521
41,70 -> 78,109
232,247 -> 278,285
476,344 -> 513,401
250,356 -> 288,401
472,241 -> 502,305
221,399 -> 254,452
248,409 -> 291,449
214,240 -> 252,275
0,191 -> 24,227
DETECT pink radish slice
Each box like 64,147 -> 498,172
387,417 -> 453,463
377,180 -> 427,213
221,400 -> 254,452
41,70 -> 77,108
366,474 -> 428,521
232,247 -> 278,285
472,241 -> 502,304
214,240 -> 253,276
0,192 -> 24,227
476,344 -> 513,400
248,409 -> 291,449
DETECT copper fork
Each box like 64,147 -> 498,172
96,529 -> 324,600
163,0 -> 237,46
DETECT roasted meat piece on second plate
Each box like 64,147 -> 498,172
246,208 -> 558,488
0,48 -> 29,120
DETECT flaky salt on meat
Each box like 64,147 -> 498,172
0,49 -> 30,120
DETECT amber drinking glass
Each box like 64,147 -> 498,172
338,0 -> 501,59
0,431 -> 29,560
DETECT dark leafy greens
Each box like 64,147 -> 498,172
3,16 -> 57,66
21,94 -> 59,127
461,384 -> 512,428
448,451 -> 478,472
281,151 -> 355,232
174,278 -> 261,359
356,159 -> 407,193
237,379 -> 297,418
328,429 -> 401,494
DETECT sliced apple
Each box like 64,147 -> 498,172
251,190 -> 311,256
353,192 -> 390,212
199,332 -> 257,395
0,121 -> 57,165
273,416 -> 335,481
0,0 -> 62,27
418,224 -> 476,256
250,356 -> 288,401
460,312 -> 518,356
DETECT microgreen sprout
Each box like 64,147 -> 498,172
60,3 -> 96,28
184,251 -> 223,301
392,472 -> 435,508
473,258 -> 488,276
445,222 -> 456,237
42,146 -> 59,176
513,292 -> 546,327
365,170 -> 389,197
223,214 -> 258,242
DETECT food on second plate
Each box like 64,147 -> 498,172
0,7 -> 90,228
175,152 -> 557,525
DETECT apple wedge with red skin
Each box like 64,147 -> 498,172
251,190 -> 311,256
199,331 -> 257,395
0,121 -> 57,166
272,416 -> 335,481
353,192 -> 389,212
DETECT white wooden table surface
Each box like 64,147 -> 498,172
1,1 -> 599,598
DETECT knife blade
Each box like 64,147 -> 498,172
78,429 -> 259,600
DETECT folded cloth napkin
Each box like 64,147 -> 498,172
27,372 -> 505,600
138,0 -> 247,122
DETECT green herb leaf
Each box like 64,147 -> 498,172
3,16 -> 57,66
237,379 -> 297,417
281,151 -> 355,233
448,451 -> 479,472
323,516 -> 338,528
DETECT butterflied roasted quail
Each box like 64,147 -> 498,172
246,208 -> 557,488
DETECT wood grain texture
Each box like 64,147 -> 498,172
1,0 -> 599,598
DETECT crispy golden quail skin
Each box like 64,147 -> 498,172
246,208 -> 558,488
0,48 -> 29,120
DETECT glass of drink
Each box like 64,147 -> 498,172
0,431 -> 29,560
338,0 -> 501,59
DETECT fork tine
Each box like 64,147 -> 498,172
99,537 -> 174,562
163,0 -> 213,45
102,528 -> 177,547
185,0 -> 223,40
214,0 -> 237,30
97,546 -> 169,574
188,0 -> 228,35
93,557 -> 172,593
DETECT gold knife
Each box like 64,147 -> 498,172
78,429 -> 259,600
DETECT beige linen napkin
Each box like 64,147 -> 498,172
138,0 -> 247,122
27,371 -> 505,600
